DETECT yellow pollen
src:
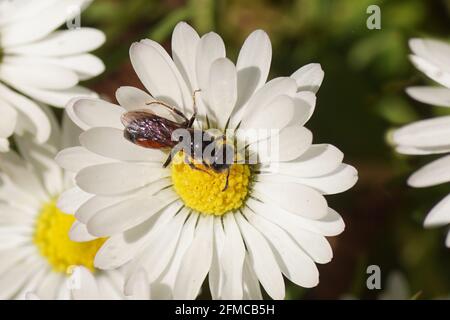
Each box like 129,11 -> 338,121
171,152 -> 251,216
33,200 -> 106,273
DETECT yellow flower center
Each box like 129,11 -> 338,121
33,200 -> 106,273
171,152 -> 251,216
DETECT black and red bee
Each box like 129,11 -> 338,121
121,91 -> 235,190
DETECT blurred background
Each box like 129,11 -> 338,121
81,0 -> 450,299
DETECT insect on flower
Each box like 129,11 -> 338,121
121,90 -> 235,190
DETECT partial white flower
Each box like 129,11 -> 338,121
57,22 -> 358,300
0,0 -> 105,151
26,266 -> 151,300
0,112 -> 126,300
393,38 -> 450,247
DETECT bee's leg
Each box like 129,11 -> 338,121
222,168 -> 231,192
146,100 -> 189,123
187,89 -> 201,128
162,153 -> 172,168
185,154 -> 211,175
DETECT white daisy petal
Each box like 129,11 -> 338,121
76,163 -> 169,196
220,213 -> 246,299
235,30 -> 272,109
406,86 -> 450,107
79,127 -> 166,162
57,186 -> 93,215
253,181 -> 328,219
69,221 -> 97,242
291,63 -> 324,93
409,54 -> 450,88
172,22 -> 200,92
173,215 -> 214,299
0,83 -> 50,143
55,146 -> 112,173
130,42 -> 184,108
261,144 -> 344,178
67,98 -> 124,131
258,164 -> 358,195
87,190 -> 178,237
235,212 -> 285,300
252,126 -> 313,163
208,217 -> 225,300
393,116 -> 450,148
246,198 -> 335,263
5,28 -> 105,57
0,0 -> 91,47
0,98 -> 18,138
71,266 -> 100,300
207,57 -> 238,129
407,155 -> 450,188
242,254 -> 262,300
424,194 -> 450,227
243,208 -> 319,288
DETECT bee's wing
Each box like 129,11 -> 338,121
120,109 -> 155,127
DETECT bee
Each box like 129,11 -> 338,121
121,91 -> 235,191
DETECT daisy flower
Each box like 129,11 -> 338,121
56,22 -> 358,299
0,0 -> 105,151
0,113 -> 126,300
392,38 -> 450,247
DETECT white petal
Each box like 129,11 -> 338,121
408,155 -> 450,187
87,191 -> 177,237
252,126 -> 313,163
240,94 -> 295,132
258,164 -> 358,195
130,42 -> 184,108
156,212 -> 198,291
393,116 -> 450,148
233,77 -> 297,128
171,22 -> 200,92
0,83 -> 50,143
15,134 -> 63,196
409,38 -> 450,73
76,163 -> 169,196
253,181 -> 328,219
80,127 -> 166,162
173,215 -> 214,299
291,63 -> 324,93
125,270 -> 150,300
247,198 -> 335,263
261,144 -> 344,178
235,212 -> 285,300
424,194 -> 450,227
406,87 -> 450,107
196,32 -> 226,92
242,254 -> 262,300
207,58 -> 237,129
5,28 -> 105,57
0,0 -> 91,47
9,83 -> 97,108
0,99 -> 17,138
70,266 -> 100,300
409,54 -> 450,88
0,138 -> 9,152
130,208 -> 190,283
293,91 -> 316,125
116,86 -> 152,110
243,208 -> 319,288
220,213 -> 246,299
69,221 -> 97,242
56,146 -> 112,173
235,30 -> 272,109
209,218 -> 225,299
67,98 -> 124,131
